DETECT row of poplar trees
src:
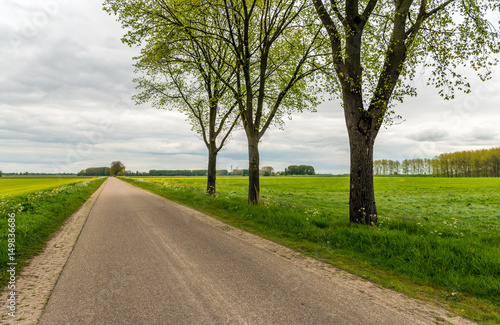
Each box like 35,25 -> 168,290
374,147 -> 500,177
104,0 -> 499,224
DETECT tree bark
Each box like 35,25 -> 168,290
348,127 -> 377,224
206,141 -> 217,197
344,90 -> 379,225
247,134 -> 260,204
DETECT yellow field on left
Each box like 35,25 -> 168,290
0,177 -> 95,197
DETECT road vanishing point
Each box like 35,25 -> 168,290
38,177 -> 468,324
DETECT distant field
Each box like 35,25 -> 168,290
124,176 -> 500,323
131,176 -> 500,225
0,178 -> 90,197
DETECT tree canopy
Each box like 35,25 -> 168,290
285,165 -> 316,175
110,161 -> 126,176
104,0 -> 241,196
104,0 -> 330,203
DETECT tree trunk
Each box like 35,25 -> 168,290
343,89 -> 379,225
247,135 -> 260,204
206,141 -> 217,197
347,126 -> 378,225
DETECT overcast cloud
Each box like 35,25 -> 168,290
1,1 -> 499,174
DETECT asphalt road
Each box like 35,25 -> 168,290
39,177 -> 425,324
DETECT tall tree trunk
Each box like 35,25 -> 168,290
344,91 -> 379,225
348,127 -> 377,225
206,141 -> 217,197
247,134 -> 260,204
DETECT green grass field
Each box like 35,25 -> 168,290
123,176 -> 500,324
0,177 -> 90,197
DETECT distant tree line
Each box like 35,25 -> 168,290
374,159 -> 433,176
284,165 -> 315,176
433,147 -> 499,177
374,147 -> 499,177
78,167 -> 110,176
124,171 -> 149,176
149,170 -> 229,177
1,172 -> 76,176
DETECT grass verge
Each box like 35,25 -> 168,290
0,177 -> 106,289
122,176 -> 500,324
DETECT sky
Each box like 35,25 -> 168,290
1,1 -> 499,175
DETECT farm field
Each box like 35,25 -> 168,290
123,176 -> 500,323
0,177 -> 90,197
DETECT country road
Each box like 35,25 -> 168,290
38,177 -> 466,324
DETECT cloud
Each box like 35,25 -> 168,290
469,127 -> 498,141
409,128 -> 449,142
1,0 -> 500,174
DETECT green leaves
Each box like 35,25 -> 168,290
315,0 -> 500,121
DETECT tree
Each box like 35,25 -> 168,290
104,1 -> 240,197
285,165 -> 316,175
193,0 -> 328,204
110,161 -> 126,176
78,167 -> 111,176
141,0 -> 329,204
105,0 -> 328,203
312,0 -> 499,224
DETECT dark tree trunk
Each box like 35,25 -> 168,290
344,90 -> 379,225
348,128 -> 377,225
206,141 -> 217,197
247,134 -> 260,204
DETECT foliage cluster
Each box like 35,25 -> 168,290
110,161 -> 126,176
78,167 -> 110,176
434,147 -> 500,178
284,165 -> 316,176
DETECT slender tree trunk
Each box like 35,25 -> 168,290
348,127 -> 377,225
247,134 -> 260,204
206,141 -> 217,197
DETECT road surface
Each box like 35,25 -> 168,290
38,177 -> 445,324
